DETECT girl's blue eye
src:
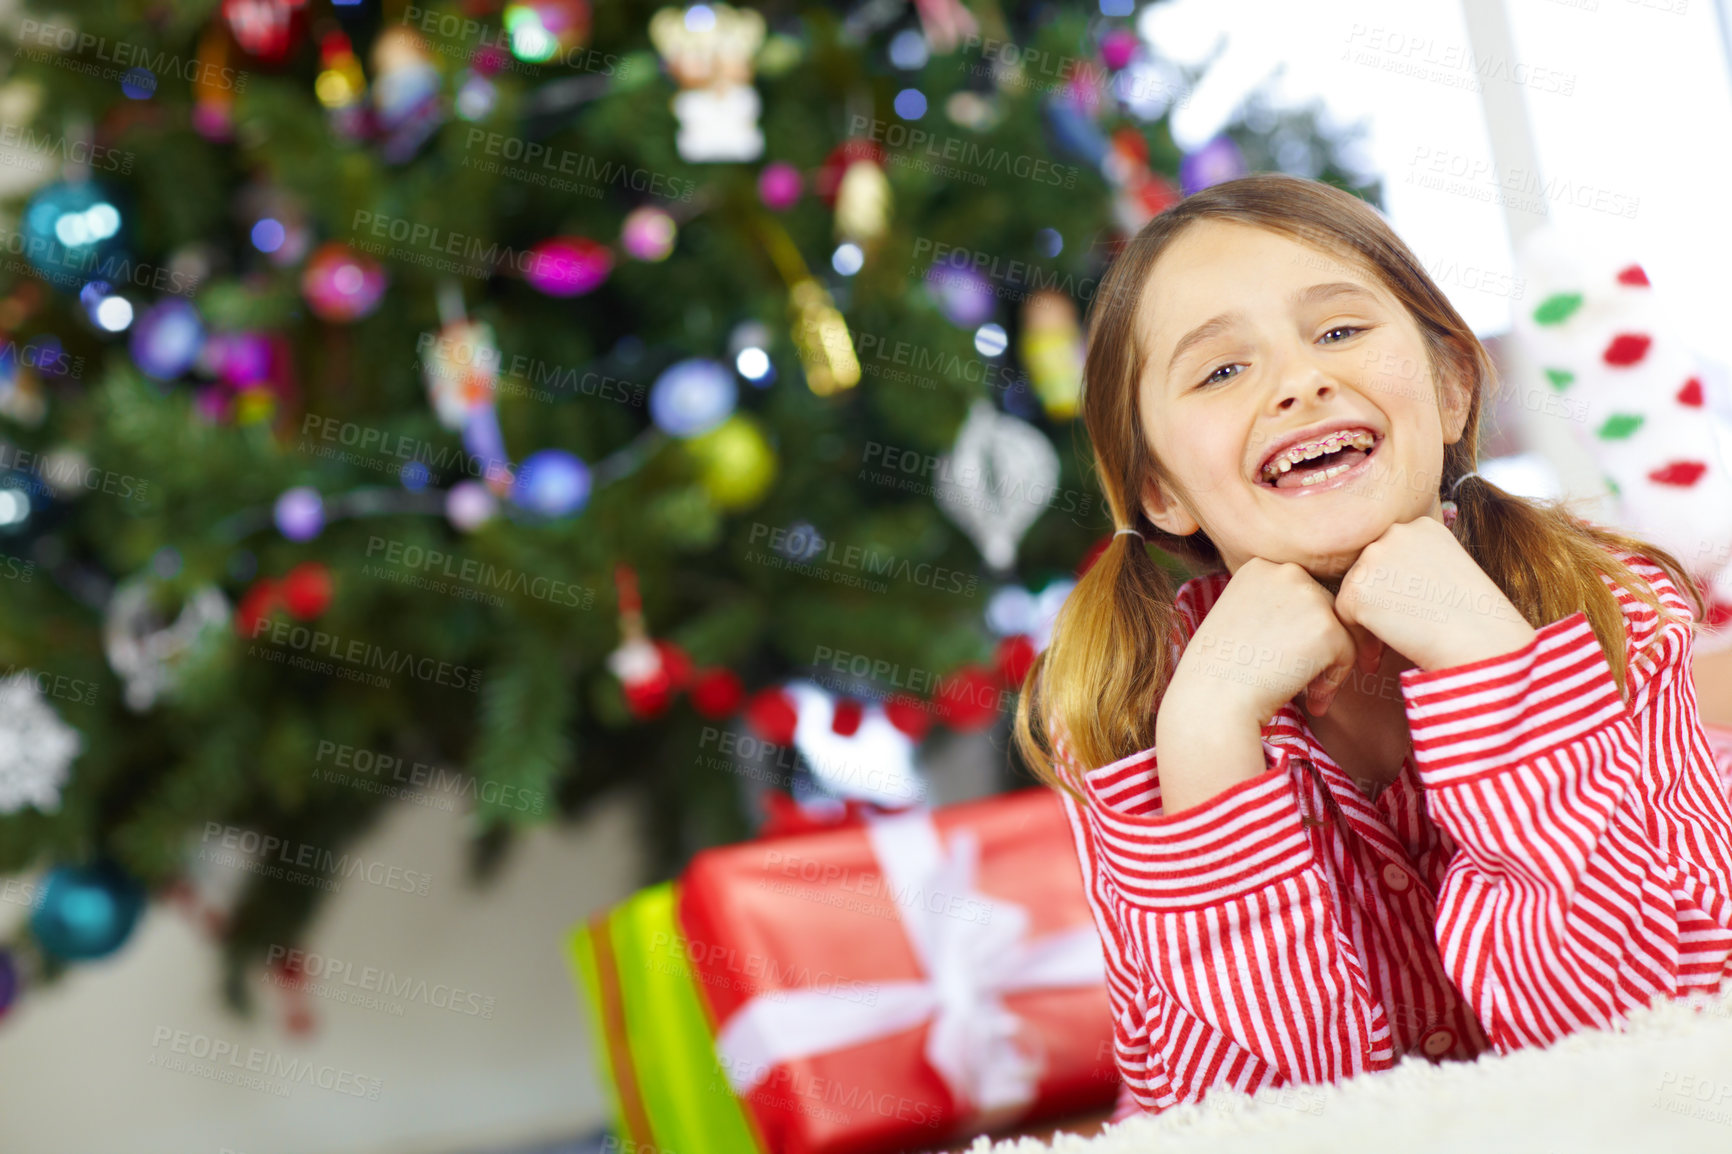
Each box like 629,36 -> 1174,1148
1197,363 -> 1237,388
1321,325 -> 1363,343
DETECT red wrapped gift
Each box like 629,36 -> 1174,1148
677,788 -> 1118,1154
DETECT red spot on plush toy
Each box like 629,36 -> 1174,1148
1602,333 -> 1652,367
1647,460 -> 1708,488
1615,265 -> 1650,287
1677,377 -> 1704,407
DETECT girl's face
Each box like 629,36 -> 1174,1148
1135,220 -> 1473,580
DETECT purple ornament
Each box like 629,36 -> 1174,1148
462,407 -> 512,485
0,949 -> 17,1016
202,331 -> 272,387
524,237 -> 611,297
924,261 -> 995,329
129,299 -> 205,380
511,449 -> 590,517
274,486 -> 325,541
1179,135 -> 1247,196
758,163 -> 803,211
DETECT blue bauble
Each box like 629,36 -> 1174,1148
511,449 -> 590,517
30,862 -> 145,962
650,358 -> 736,438
129,299 -> 205,380
21,181 -> 127,285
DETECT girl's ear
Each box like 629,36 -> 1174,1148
1141,474 -> 1200,537
1438,351 -> 1475,445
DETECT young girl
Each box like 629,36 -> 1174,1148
1012,172 -> 1732,1123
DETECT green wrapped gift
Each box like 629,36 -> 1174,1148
567,880 -> 764,1154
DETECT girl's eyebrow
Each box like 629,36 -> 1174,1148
1161,281 -> 1377,381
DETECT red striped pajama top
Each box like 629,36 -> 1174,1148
1050,550 -> 1732,1123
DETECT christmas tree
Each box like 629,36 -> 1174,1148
0,0 -> 1376,1011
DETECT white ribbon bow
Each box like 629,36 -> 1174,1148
713,808 -> 1106,1122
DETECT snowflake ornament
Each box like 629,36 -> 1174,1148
0,671 -> 82,814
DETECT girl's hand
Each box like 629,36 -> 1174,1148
1333,516 -> 1537,672
1168,557 -> 1383,728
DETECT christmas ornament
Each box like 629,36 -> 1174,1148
684,414 -> 775,510
935,398 -> 1061,573
511,449 -> 591,517
816,140 -> 887,204
464,407 -> 515,492
314,28 -> 367,114
129,299 -> 205,380
504,0 -> 591,62
746,213 -> 860,395
223,0 -> 310,63
1099,28 -> 1140,71
274,486 -> 325,541
281,562 -> 334,619
301,243 -> 386,322
650,358 -> 736,437
1179,134 -> 1247,196
234,577 -> 282,636
422,319 -> 500,431
201,331 -> 272,387
103,579 -> 231,711
621,207 -> 677,262
924,261 -> 995,329
648,3 -> 766,163
0,670 -> 81,814
757,162 -> 802,211
1018,291 -> 1084,420
833,159 -> 890,248
911,0 -> 979,54
21,180 -> 126,284
986,578 -> 1074,651
607,564 -> 692,719
370,26 -> 444,162
691,668 -> 745,718
0,949 -> 19,1018
933,664 -> 1000,731
446,480 -> 497,531
1104,127 -> 1180,235
744,685 -> 798,745
524,236 -> 611,296
192,22 -> 237,140
781,680 -> 926,805
30,862 -> 146,962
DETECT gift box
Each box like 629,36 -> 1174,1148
676,787 -> 1118,1154
566,881 -> 763,1154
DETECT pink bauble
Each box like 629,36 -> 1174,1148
524,236 -> 611,296
620,207 -> 676,261
301,243 -> 386,322
1100,29 -> 1139,71
446,480 -> 497,531
757,163 -> 802,212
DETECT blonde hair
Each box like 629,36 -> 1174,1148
1013,172 -> 1705,799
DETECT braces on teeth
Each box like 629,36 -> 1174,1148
1261,429 -> 1377,483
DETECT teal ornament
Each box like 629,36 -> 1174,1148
21,181 -> 127,285
30,862 -> 146,962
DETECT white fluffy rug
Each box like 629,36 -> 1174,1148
967,987 -> 1732,1153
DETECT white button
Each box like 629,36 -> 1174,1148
1381,863 -> 1411,891
1421,1028 -> 1454,1056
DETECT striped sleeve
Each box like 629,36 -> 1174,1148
1401,574 -> 1732,1052
1052,722 -> 1391,1116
